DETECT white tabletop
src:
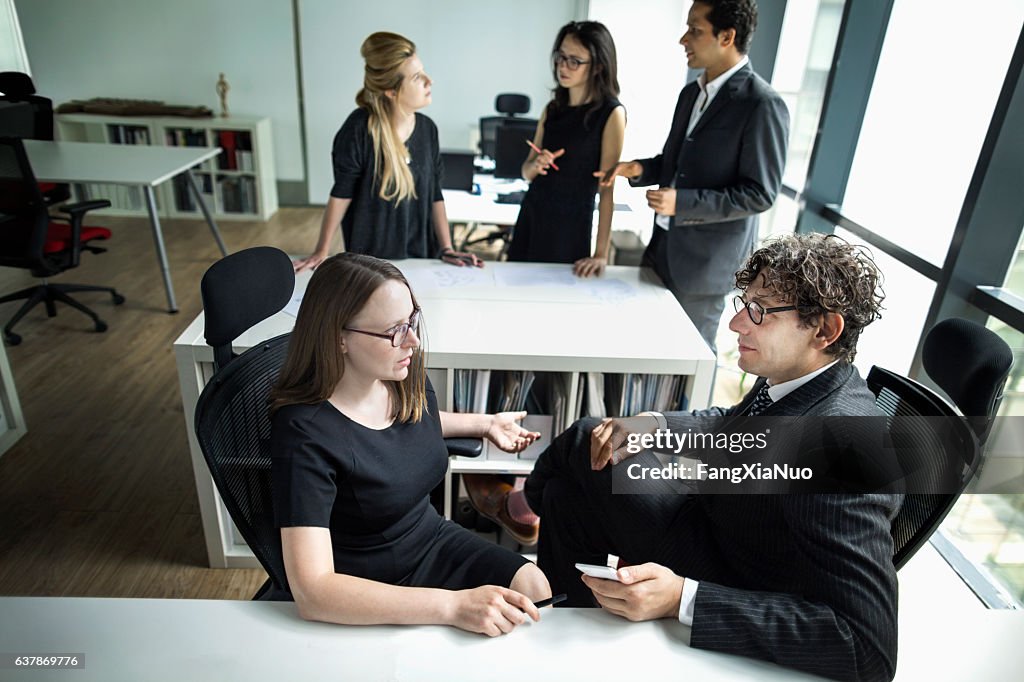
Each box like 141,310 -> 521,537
173,259 -> 714,375
23,139 -> 220,187
1,596 -> 1021,682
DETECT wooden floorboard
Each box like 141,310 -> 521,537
0,207 -> 325,599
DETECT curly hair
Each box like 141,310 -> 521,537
735,233 -> 885,362
700,0 -> 759,55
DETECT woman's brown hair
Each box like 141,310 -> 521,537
269,253 -> 427,421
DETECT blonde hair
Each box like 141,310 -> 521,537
355,31 -> 418,204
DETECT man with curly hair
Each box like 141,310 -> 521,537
493,233 -> 900,680
598,0 -> 789,353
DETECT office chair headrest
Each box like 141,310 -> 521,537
0,72 -> 37,97
496,94 -> 530,116
201,246 -> 295,369
922,317 -> 1013,437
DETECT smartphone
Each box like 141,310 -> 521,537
575,562 -> 621,581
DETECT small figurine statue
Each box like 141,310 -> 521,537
216,73 -> 230,118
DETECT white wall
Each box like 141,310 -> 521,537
300,0 -> 578,202
587,0 -> 689,161
15,0 -> 304,182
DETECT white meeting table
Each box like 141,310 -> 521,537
24,139 -> 228,313
1,595 -> 1022,681
174,259 -> 715,568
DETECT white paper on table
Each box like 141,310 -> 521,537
403,263 -> 494,295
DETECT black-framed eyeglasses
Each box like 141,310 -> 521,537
344,309 -> 421,347
553,52 -> 590,70
732,296 -> 799,325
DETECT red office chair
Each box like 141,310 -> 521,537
0,136 -> 124,345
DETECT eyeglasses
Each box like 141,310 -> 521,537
553,52 -> 591,71
732,296 -> 799,325
344,309 -> 421,347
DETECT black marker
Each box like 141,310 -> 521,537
533,593 -> 567,609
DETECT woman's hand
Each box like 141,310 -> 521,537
440,247 -> 483,268
446,585 -> 540,636
486,411 -> 541,453
573,256 -> 608,278
531,147 -> 565,176
293,250 -> 329,273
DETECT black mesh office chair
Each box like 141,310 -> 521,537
479,93 -> 532,160
193,247 -> 482,600
870,317 -> 1012,569
0,136 -> 123,345
0,71 -> 70,206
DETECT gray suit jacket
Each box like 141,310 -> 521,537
634,64 -> 789,295
663,363 -> 901,681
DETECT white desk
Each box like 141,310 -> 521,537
442,175 -> 652,249
174,259 -> 715,568
1,596 -> 1021,681
24,140 -> 228,313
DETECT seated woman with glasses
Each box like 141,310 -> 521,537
506,20 -> 626,278
269,253 -> 551,636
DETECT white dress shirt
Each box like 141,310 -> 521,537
655,56 -> 750,231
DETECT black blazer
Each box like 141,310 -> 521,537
664,363 -> 901,681
634,64 -> 789,295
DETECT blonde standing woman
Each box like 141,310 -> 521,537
294,32 -> 480,271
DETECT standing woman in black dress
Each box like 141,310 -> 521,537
269,253 -> 550,636
294,32 -> 479,272
507,21 -> 626,277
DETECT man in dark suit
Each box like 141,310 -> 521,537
515,233 -> 899,681
599,0 -> 789,352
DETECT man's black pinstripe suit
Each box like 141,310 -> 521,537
524,362 -> 901,681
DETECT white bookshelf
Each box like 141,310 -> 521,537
55,113 -> 278,221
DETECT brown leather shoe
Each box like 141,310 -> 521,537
463,474 -> 539,546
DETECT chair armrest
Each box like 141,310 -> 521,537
57,199 -> 112,217
444,438 -> 483,458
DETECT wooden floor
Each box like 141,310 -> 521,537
0,207 -> 324,599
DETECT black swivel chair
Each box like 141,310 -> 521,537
0,71 -> 71,206
0,136 -> 123,345
193,247 -> 482,601
479,93 -> 532,161
870,317 -> 1012,569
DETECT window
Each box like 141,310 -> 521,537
833,228 -> 934,377
770,0 -> 845,190
842,0 -> 1024,267
1003,228 -> 1024,299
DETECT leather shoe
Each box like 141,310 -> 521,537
463,474 -> 539,546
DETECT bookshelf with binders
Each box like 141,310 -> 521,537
56,113 -> 278,221
447,368 -> 688,476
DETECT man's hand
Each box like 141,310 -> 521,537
646,188 -> 677,216
594,160 -> 642,188
589,415 -> 658,470
582,562 -> 684,622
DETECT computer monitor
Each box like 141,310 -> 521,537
494,119 -> 538,179
440,150 -> 475,192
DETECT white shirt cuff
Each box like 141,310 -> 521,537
639,411 -> 668,431
655,213 -> 670,231
678,578 -> 699,626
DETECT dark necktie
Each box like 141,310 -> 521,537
746,383 -> 773,416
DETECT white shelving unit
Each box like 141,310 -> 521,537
55,113 -> 278,221
173,260 -> 715,568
